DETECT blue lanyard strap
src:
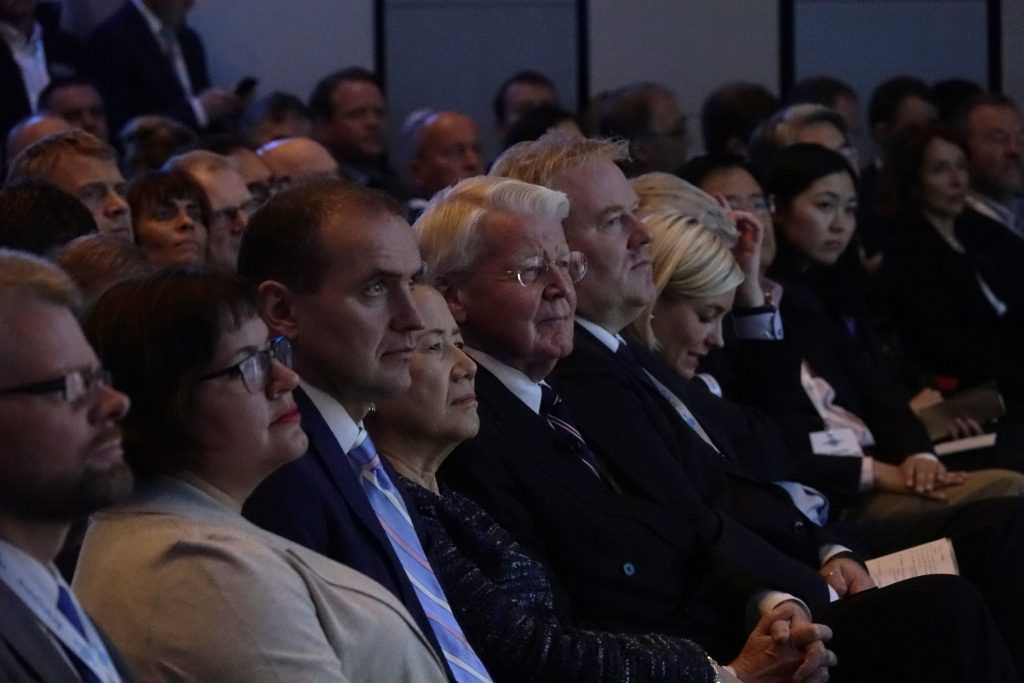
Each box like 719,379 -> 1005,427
0,552 -> 121,683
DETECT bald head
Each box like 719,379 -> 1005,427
409,111 -> 482,198
257,137 -> 339,191
5,115 -> 72,167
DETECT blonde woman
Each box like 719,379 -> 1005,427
630,209 -> 745,380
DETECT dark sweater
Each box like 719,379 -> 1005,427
396,475 -> 715,683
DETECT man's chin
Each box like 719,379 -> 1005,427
80,461 -> 135,510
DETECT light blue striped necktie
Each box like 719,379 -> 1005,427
348,435 -> 493,683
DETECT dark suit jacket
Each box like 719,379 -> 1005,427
242,387 -> 454,682
0,580 -> 132,683
629,330 -> 864,503
86,2 -> 210,133
955,206 -> 1024,320
553,326 -> 861,568
757,273 -> 934,461
883,212 -> 1024,398
442,363 -> 830,657
0,4 -> 83,142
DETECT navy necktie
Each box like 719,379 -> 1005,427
348,435 -> 493,683
540,384 -> 621,493
56,586 -> 101,683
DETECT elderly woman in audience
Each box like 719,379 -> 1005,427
366,283 -> 828,683
755,143 -> 1024,517
878,125 -> 1024,410
73,268 -> 447,682
126,170 -> 211,267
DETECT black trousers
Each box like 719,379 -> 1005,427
818,574 -> 1017,682
841,496 -> 1024,679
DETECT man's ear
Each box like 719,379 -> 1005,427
257,280 -> 300,339
441,282 -> 469,325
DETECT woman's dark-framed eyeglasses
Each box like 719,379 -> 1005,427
198,336 -> 294,394
0,367 -> 112,405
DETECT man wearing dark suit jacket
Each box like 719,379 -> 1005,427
86,0 -> 238,134
0,250 -> 135,682
239,180 -> 497,683
0,1 -> 83,141
478,131 -> 1020,681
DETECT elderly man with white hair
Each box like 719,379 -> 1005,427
417,174 -> 847,682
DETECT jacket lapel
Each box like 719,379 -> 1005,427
0,581 -> 80,683
292,389 -> 398,563
122,3 -> 189,100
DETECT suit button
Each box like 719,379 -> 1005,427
793,520 -> 805,531
623,562 -> 636,576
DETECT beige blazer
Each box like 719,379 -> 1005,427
73,476 -> 447,683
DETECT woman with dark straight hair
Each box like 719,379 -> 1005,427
758,144 -> 1024,519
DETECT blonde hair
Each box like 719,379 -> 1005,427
414,175 -> 569,287
7,129 -> 116,183
630,209 -> 744,349
630,172 -> 739,245
490,129 -> 628,186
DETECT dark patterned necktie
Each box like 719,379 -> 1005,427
540,384 -> 621,493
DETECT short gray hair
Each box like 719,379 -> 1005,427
490,129 -> 628,187
0,248 -> 82,313
414,175 -> 569,287
163,149 -> 238,176
7,129 -> 116,183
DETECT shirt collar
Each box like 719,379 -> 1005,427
575,317 -> 623,353
131,0 -> 168,36
466,347 -> 544,414
0,21 -> 41,51
967,191 -> 1016,229
0,536 -> 62,608
299,379 -> 365,453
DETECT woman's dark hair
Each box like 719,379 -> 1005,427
127,170 -> 212,247
763,143 -> 858,213
880,125 -> 965,218
85,268 -> 259,478
765,144 -> 867,316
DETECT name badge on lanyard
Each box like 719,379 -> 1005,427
0,554 -> 121,683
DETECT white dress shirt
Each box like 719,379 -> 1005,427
299,379 -> 365,454
129,0 -> 207,126
0,21 -> 49,112
0,537 -> 120,680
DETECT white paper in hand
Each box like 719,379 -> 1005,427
866,538 -> 959,588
